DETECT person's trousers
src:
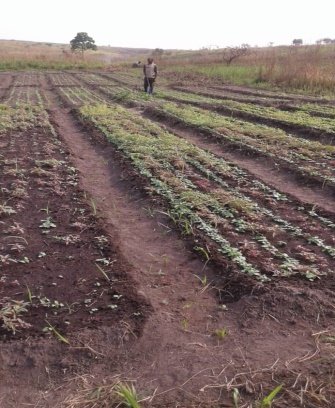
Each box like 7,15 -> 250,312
144,77 -> 155,94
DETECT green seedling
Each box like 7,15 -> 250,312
45,320 -> 69,344
0,300 -> 31,333
194,245 -> 210,261
193,274 -> 208,286
39,217 -> 56,229
181,318 -> 189,331
115,383 -> 141,408
214,328 -> 228,340
232,388 -> 240,408
260,384 -> 283,407
0,203 -> 16,216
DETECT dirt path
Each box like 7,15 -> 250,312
141,110 -> 335,215
45,88 -> 238,403
34,81 -> 335,407
0,72 -> 14,101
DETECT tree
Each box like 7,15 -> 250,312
70,32 -> 97,55
292,38 -> 303,46
152,48 -> 164,58
221,44 -> 250,65
317,38 -> 333,44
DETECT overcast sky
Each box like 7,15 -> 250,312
1,0 -> 334,49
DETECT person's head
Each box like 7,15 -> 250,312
147,58 -> 154,64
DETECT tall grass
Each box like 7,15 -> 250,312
162,44 -> 335,96
0,39 -> 147,71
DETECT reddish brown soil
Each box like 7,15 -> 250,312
0,103 -> 150,406
0,73 -> 14,100
1,74 -> 334,408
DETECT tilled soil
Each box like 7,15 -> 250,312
0,103 -> 150,406
0,73 -> 334,407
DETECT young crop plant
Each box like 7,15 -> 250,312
168,86 -> 335,137
151,101 -> 335,186
78,103 -> 334,282
0,104 -> 47,134
0,299 -> 31,333
96,85 -> 335,186
57,86 -> 105,107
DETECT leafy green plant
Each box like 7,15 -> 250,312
77,102 -> 332,283
214,327 -> 228,340
0,300 -> 31,333
39,217 -> 56,229
0,203 -> 16,216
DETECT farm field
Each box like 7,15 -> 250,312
0,70 -> 335,407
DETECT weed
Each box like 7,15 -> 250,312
214,328 -> 228,340
181,318 -> 189,331
0,299 -> 31,333
115,383 -> 141,408
194,245 -> 210,261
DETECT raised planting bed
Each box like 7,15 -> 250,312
77,103 -> 335,284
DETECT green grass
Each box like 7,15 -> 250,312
166,64 -> 261,86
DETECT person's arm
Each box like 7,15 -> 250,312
154,65 -> 158,78
143,65 -> 146,77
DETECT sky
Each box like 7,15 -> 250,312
1,0 -> 334,49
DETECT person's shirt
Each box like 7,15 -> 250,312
143,63 -> 157,79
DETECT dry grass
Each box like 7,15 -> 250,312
0,39 -> 150,70
59,375 -> 144,408
161,44 -> 335,95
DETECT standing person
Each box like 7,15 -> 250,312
143,58 -> 158,94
